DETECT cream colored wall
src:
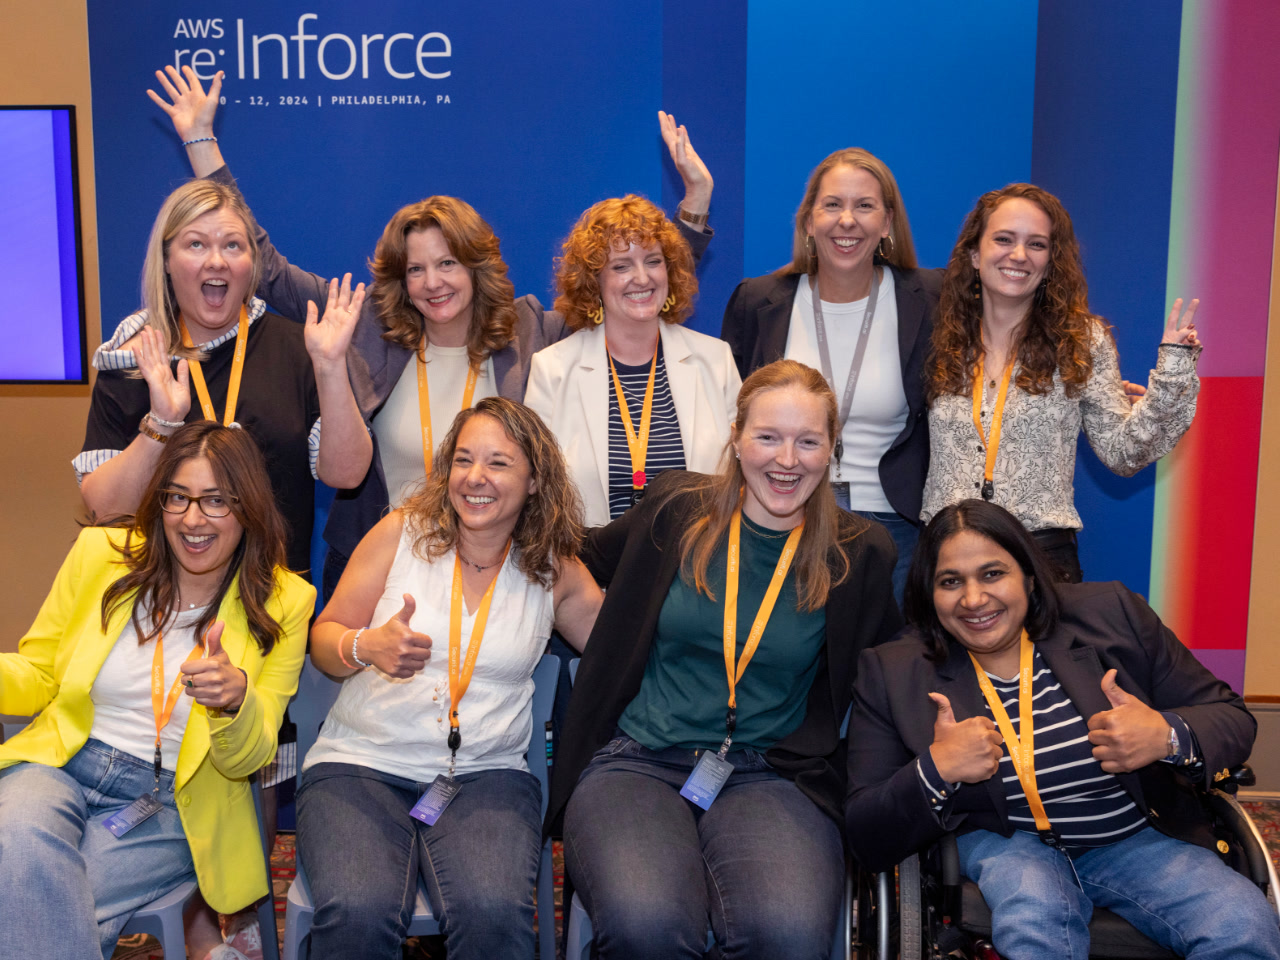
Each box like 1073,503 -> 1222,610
0,0 -> 99,652
1245,157 -> 1280,698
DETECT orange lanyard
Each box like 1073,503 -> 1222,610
970,356 -> 1015,501
417,351 -> 479,479
180,305 -> 249,426
446,542 -> 511,770
150,629 -> 206,786
969,632 -> 1056,842
607,339 -> 659,489
720,507 -> 803,744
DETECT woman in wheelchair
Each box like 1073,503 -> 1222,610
549,360 -> 901,959
0,422 -> 312,960
303,397 -> 601,960
845,498 -> 1280,960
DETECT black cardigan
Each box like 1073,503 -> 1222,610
719,264 -> 941,523
545,471 -> 903,835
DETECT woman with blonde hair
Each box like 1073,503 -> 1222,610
526,194 -> 740,527
299,397 -> 602,959
77,176 -> 368,574
151,66 -> 715,590
721,147 -> 942,599
1,422 -> 311,959
922,183 -> 1200,580
549,359 -> 900,959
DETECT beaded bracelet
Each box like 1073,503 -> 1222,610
148,411 -> 185,429
182,136 -> 218,146
351,627 -> 371,668
337,629 -> 356,670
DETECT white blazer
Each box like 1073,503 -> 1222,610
525,322 -> 742,527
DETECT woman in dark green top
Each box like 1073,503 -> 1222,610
552,360 -> 901,960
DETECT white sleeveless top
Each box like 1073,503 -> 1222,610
303,529 -> 554,781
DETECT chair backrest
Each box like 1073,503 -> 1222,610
527,654 -> 559,820
569,657 -> 580,687
292,656 -> 344,767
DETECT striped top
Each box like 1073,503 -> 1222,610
606,344 -> 686,519
919,651 -> 1156,851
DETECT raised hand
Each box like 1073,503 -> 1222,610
658,110 -> 713,215
1161,297 -> 1201,347
1087,669 -> 1171,773
182,621 -> 248,711
361,594 -> 433,679
135,325 -> 191,426
305,274 -> 365,370
927,692 -> 1003,784
147,65 -> 222,142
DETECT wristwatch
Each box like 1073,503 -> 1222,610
677,206 -> 709,228
1164,724 -> 1181,763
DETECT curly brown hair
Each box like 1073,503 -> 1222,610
927,183 -> 1099,403
100,421 -> 289,654
668,359 -> 863,612
369,197 -> 517,369
781,147 -> 918,276
400,397 -> 583,588
554,195 -> 697,332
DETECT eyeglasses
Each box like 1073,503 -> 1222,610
158,489 -> 239,518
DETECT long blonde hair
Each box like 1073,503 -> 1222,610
673,360 -> 861,611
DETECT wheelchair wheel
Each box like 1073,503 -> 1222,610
899,854 -> 923,960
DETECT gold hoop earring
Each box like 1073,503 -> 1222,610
877,234 -> 895,260
587,300 -> 604,325
661,293 -> 676,314
806,234 -> 817,266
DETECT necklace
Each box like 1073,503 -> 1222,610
456,546 -> 506,573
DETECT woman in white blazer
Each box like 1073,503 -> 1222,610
525,195 -> 740,527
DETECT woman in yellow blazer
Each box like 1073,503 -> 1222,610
0,421 -> 312,960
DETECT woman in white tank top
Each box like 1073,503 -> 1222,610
304,397 -> 602,960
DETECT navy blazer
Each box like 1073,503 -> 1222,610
720,263 -> 941,523
844,581 -> 1255,873
546,470 -> 903,837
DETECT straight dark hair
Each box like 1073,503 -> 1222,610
904,500 -> 1061,662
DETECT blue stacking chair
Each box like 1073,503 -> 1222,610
281,654 -> 561,960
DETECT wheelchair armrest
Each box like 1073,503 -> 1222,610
938,832 -> 962,887
1228,764 -> 1256,788
1206,790 -> 1273,889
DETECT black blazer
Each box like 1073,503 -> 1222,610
545,471 -> 903,836
844,581 -> 1255,873
720,264 -> 941,523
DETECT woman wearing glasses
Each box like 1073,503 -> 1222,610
0,422 -> 311,960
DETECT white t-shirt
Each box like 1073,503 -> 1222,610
303,530 -> 554,781
373,344 -> 498,507
89,604 -> 207,770
785,270 -> 907,513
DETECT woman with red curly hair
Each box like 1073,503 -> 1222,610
152,67 -> 714,592
922,184 -> 1201,581
525,194 -> 741,527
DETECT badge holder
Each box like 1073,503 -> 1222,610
680,708 -> 736,811
412,726 -> 463,826
103,741 -> 166,838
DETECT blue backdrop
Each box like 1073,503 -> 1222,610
87,1 -> 1182,595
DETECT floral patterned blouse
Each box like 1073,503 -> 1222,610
921,322 -> 1199,531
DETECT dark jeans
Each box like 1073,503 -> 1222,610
1032,527 -> 1083,583
564,735 -> 843,960
296,761 -> 541,960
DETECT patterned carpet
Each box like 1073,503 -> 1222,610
112,800 -> 1280,958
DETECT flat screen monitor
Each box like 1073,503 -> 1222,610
0,105 -> 88,383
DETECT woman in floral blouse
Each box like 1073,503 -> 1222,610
921,184 -> 1200,581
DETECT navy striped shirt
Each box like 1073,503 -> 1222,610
607,345 -> 686,519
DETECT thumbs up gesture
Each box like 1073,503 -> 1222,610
362,594 -> 433,679
182,621 -> 248,711
927,692 -> 1003,784
1087,669 -> 1172,773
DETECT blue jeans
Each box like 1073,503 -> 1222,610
564,735 -> 843,960
853,510 -> 917,607
0,739 -> 194,960
957,826 -> 1280,960
296,761 -> 542,960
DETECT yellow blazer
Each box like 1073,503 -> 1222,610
0,527 -> 313,913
